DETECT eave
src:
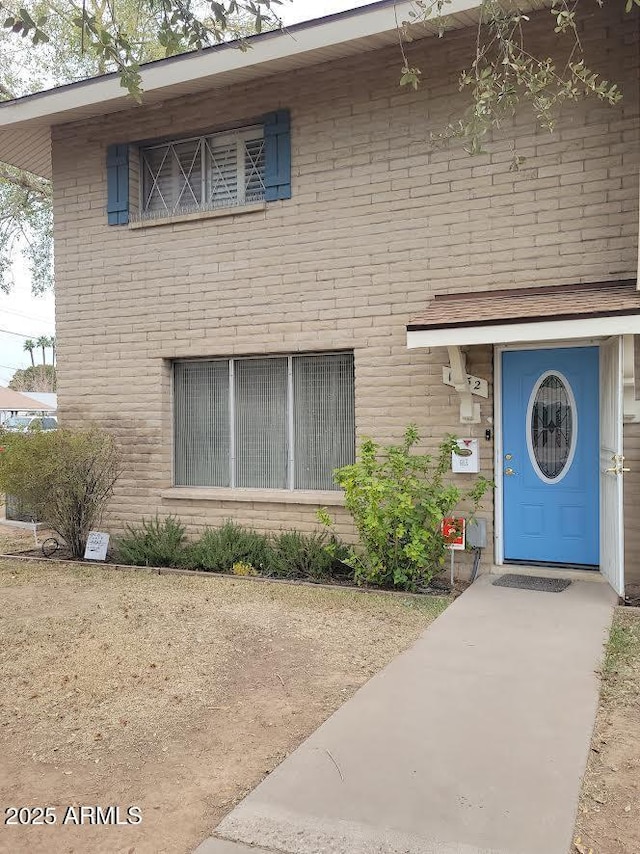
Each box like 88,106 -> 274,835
0,0 -> 548,179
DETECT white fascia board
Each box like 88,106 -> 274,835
0,0 -> 481,129
407,314 -> 640,349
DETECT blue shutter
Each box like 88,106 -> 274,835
106,143 -> 129,225
263,110 -> 291,202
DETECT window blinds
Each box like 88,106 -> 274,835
141,130 -> 265,218
234,358 -> 288,488
174,353 -> 355,490
174,360 -> 230,487
293,354 -> 355,490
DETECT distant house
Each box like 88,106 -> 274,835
0,0 -> 638,595
0,386 -> 56,424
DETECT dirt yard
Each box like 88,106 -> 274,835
0,526 -> 447,854
574,609 -> 640,854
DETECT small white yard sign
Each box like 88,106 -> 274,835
84,531 -> 110,561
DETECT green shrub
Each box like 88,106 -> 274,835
268,530 -> 345,581
319,425 -> 491,591
114,517 -> 352,581
0,427 -> 120,559
115,515 -> 187,567
184,521 -> 273,573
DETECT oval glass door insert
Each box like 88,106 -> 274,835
526,371 -> 577,483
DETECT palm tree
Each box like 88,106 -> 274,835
49,335 -> 56,366
36,335 -> 49,366
35,334 -> 50,386
23,339 -> 36,367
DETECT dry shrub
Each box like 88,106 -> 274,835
0,427 -> 120,558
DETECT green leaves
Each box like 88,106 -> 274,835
402,0 -> 634,158
2,7 -> 49,43
319,426 -> 490,592
0,428 -> 121,558
0,164 -> 53,295
570,60 -> 623,104
2,0 -> 284,100
400,65 -> 421,90
551,2 -> 576,34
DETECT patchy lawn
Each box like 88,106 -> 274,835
0,523 -> 41,555
0,548 -> 447,854
574,609 -> 640,854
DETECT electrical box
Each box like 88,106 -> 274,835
452,438 -> 480,474
466,518 -> 487,549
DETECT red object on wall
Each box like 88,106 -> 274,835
442,517 -> 466,550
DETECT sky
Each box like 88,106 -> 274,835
0,0 -> 375,387
0,261 -> 56,387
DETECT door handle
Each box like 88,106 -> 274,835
504,467 -> 515,476
605,454 -> 631,475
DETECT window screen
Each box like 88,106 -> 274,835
174,360 -> 230,487
174,353 -> 355,490
293,354 -> 355,490
234,358 -> 288,489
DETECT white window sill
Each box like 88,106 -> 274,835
129,202 -> 266,229
160,487 -> 345,506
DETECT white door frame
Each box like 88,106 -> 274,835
493,338 -> 611,569
599,336 -> 625,595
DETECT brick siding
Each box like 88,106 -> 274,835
51,4 -> 639,580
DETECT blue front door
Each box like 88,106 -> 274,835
502,347 -> 599,566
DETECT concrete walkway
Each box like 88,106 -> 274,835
196,575 -> 616,854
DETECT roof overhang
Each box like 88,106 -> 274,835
407,314 -> 640,348
407,280 -> 640,349
0,0 -> 498,179
0,387 -> 55,411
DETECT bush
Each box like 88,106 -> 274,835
114,515 -> 187,567
115,518 -> 350,582
320,426 -> 491,591
267,530 -> 351,581
232,561 -> 258,577
0,427 -> 120,559
183,521 -> 273,573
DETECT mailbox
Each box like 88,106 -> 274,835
452,438 -> 480,474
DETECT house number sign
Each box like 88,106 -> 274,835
442,367 -> 488,398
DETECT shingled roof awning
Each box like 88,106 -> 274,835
407,280 -> 640,348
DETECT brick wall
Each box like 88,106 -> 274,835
51,4 -> 639,580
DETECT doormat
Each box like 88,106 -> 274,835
493,574 -> 572,593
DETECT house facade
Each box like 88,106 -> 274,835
1,0 -> 638,592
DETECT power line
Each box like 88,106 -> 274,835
0,305 -> 54,324
0,327 -> 47,339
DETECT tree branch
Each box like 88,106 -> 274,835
0,82 -> 16,100
0,165 -> 51,200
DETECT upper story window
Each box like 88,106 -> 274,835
140,126 -> 266,220
106,109 -> 291,226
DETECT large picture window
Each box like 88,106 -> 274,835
174,353 -> 355,491
140,126 -> 265,219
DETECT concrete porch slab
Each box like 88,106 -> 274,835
200,576 -> 616,854
489,564 -> 608,583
